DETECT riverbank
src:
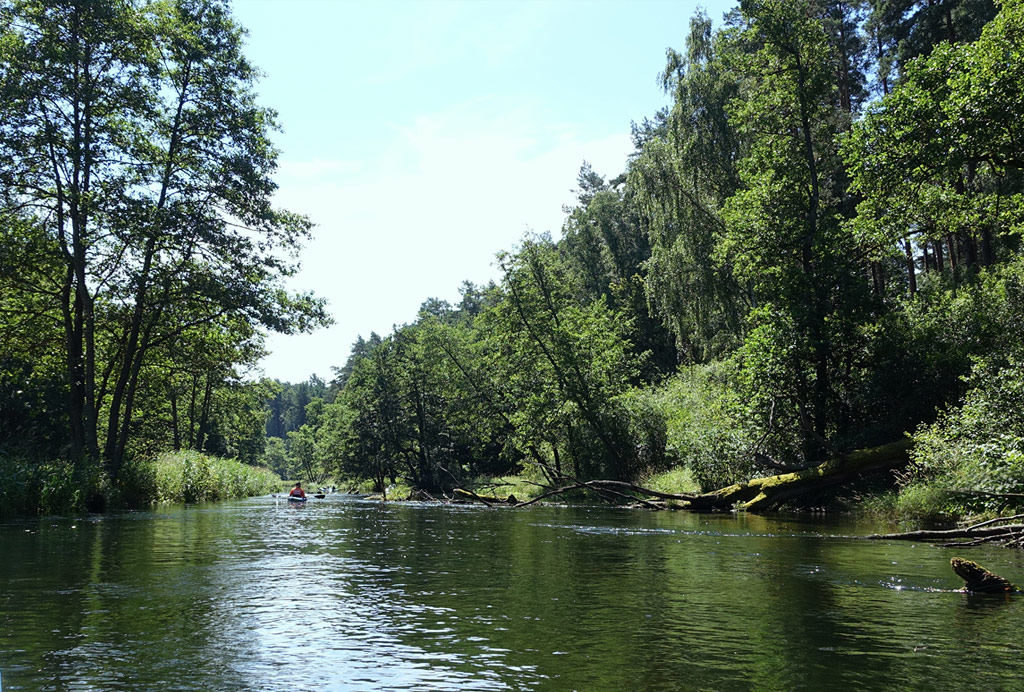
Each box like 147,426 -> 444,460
0,451 -> 280,514
381,462 -> 1024,534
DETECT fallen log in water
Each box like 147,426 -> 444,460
461,439 -> 913,512
453,488 -> 519,505
688,439 -> 914,512
866,513 -> 1024,548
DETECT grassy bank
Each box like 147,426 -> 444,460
119,451 -> 280,506
0,456 -> 91,515
0,451 -> 280,514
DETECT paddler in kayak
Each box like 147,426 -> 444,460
288,482 -> 306,499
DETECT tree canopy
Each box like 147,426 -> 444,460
0,0 -> 327,501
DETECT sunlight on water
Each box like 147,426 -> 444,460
2,497 -> 1024,691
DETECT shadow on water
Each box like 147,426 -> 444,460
2,499 -> 1024,691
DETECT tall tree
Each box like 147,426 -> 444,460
629,11 -> 745,363
494,238 -> 650,480
0,0 -> 326,480
720,0 -> 871,461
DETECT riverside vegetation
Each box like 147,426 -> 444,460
4,0 -> 1024,528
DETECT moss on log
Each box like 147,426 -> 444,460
950,557 -> 1018,593
688,439 -> 913,512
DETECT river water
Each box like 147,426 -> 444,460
2,495 -> 1023,691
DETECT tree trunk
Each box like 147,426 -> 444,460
688,439 -> 913,511
980,227 -> 994,266
950,557 -> 1016,593
904,239 -> 917,295
169,384 -> 181,451
195,374 -> 213,452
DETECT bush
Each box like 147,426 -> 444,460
0,450 -> 279,513
0,455 -> 100,514
900,353 -> 1024,520
639,466 -> 700,496
617,389 -> 669,474
648,362 -> 755,491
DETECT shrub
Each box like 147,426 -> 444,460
648,362 -> 755,491
0,455 -> 100,514
125,451 -> 279,506
901,354 -> 1024,519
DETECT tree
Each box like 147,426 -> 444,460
628,11 -> 745,363
868,0 -> 997,84
493,238 -> 653,480
846,0 -> 1024,285
561,163 -> 676,377
0,0 -> 327,482
719,0 -> 873,462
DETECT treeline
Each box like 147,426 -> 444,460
290,0 -> 1024,516
0,0 -> 326,510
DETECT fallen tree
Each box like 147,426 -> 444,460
866,513 -> 1024,548
454,438 -> 913,512
688,439 -> 914,511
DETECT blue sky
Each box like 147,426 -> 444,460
232,0 -> 735,383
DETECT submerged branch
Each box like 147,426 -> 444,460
867,522 -> 1024,547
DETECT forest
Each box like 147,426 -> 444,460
3,0 -> 1024,522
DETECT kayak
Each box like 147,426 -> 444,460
287,495 -> 307,503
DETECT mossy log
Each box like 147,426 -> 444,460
688,439 -> 914,512
950,557 -> 1018,593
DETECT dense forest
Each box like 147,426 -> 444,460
3,0 -> 1024,520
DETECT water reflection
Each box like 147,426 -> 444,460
2,499 -> 1024,691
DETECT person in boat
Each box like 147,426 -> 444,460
288,482 -> 306,499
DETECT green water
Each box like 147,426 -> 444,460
2,496 -> 1023,691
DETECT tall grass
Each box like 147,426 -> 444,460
0,455 -> 100,514
0,450 -> 280,514
122,451 -> 280,506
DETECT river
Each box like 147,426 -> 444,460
2,495 -> 1023,691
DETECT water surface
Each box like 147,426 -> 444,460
2,496 -> 1023,691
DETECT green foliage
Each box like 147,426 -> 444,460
907,358 -> 1024,513
296,2 -> 1024,520
646,363 -> 755,492
639,465 -> 701,497
0,0 -> 328,485
864,482 -> 957,525
262,436 -> 290,478
142,451 -> 278,506
0,455 -> 105,515
561,164 -> 676,376
494,238 -> 651,480
628,10 -> 743,362
846,0 -> 1024,277
265,376 -> 330,438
